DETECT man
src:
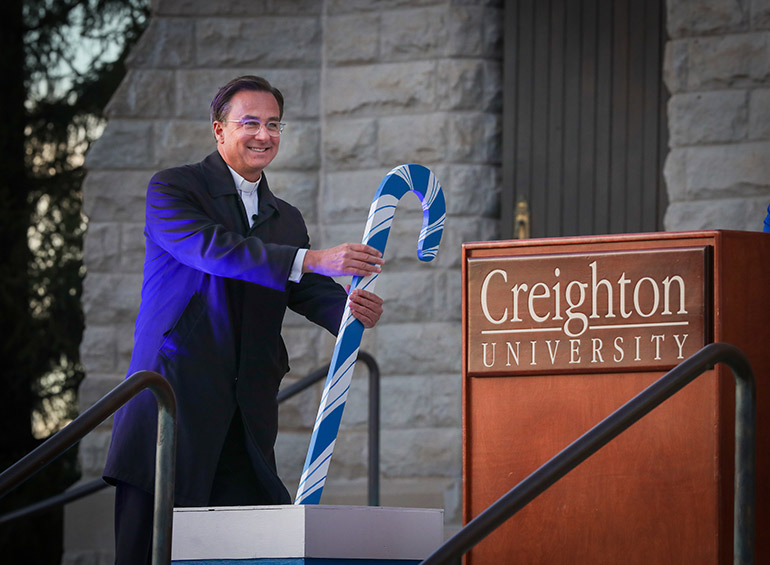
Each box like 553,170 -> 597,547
103,75 -> 384,563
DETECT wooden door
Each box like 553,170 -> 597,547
500,0 -> 669,239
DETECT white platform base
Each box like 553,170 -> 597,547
171,504 -> 443,563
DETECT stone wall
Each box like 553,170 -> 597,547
664,0 -> 770,231
65,0 -> 502,562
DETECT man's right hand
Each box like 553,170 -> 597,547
303,243 -> 384,277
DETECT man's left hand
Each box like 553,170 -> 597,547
346,288 -> 384,328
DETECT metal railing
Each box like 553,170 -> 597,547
0,370 -> 177,565
0,351 -> 381,523
421,342 -> 756,565
278,350 -> 381,506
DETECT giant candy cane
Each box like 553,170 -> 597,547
295,164 -> 446,505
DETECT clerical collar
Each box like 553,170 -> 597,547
227,166 -> 261,194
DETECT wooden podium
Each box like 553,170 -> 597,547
462,231 -> 770,564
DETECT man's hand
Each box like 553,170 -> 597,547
303,243 -> 384,277
347,287 -> 384,329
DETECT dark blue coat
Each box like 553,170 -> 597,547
103,151 -> 346,506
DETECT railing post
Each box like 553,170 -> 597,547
420,343 -> 756,565
0,370 -> 176,565
360,352 -> 381,507
726,346 -> 756,565
143,373 -> 178,565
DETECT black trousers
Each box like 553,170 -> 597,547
113,409 -> 273,564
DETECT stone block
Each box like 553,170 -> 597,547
326,0 -> 440,14
282,325 -> 330,376
380,374 -> 461,429
84,120 -> 157,170
380,6 -> 495,60
78,431 -> 113,478
80,326 -> 118,374
196,17 -> 321,68
326,13 -> 380,65
380,6 -> 450,60
83,222 -> 120,272
126,19 -> 195,68
663,147 -> 688,203
434,268 -> 462,323
119,222 -> 146,274
278,376 -> 321,430
116,322 -> 136,370
378,113 -> 448,164
378,477 -> 459,517
667,0 -> 748,38
82,273 -> 142,326
441,164 -> 500,217
324,118 -> 379,170
374,271 -> 440,322
668,91 -> 748,146
77,373 -> 125,416
442,6 -> 488,58
754,0 -> 770,28
322,168 -> 390,222
325,62 -> 437,116
105,70 -> 175,119
175,69 -> 320,121
381,427 -> 462,478
663,39 -> 690,95
154,0 -> 322,16
81,170 -> 152,222
664,196 -> 770,231
377,322 -> 461,374
437,59 -> 501,113
155,120 -> 216,169
684,141 -> 770,196
269,120 -> 321,171
447,112 -> 500,163
749,88 -> 770,139
265,171 -> 319,223
687,32 -> 770,90
63,486 -> 115,558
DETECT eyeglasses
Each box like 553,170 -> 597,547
224,119 -> 285,137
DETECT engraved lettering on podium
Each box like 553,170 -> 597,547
467,247 -> 709,375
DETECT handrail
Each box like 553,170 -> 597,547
278,351 -> 381,506
0,351 -> 381,523
421,342 -> 756,565
0,371 -> 177,565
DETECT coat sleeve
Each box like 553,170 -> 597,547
288,273 -> 348,335
145,169 -> 297,291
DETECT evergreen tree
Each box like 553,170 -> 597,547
0,1 -> 148,561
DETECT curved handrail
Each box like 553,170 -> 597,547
0,351 -> 381,523
421,342 -> 756,565
0,371 -> 177,565
278,351 -> 381,506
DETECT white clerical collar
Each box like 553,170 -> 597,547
227,166 -> 261,194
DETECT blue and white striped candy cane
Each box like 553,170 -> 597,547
295,164 -> 446,505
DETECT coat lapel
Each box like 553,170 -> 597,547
200,151 -> 250,234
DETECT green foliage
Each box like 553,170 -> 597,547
23,0 -> 149,437
0,0 -> 148,561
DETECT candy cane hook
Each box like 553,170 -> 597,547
295,164 -> 446,505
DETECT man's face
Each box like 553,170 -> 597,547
213,90 -> 281,182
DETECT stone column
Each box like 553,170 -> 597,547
664,0 -> 770,231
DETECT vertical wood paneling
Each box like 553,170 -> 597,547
502,0 -> 669,238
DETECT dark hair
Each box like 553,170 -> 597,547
209,75 -> 284,123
